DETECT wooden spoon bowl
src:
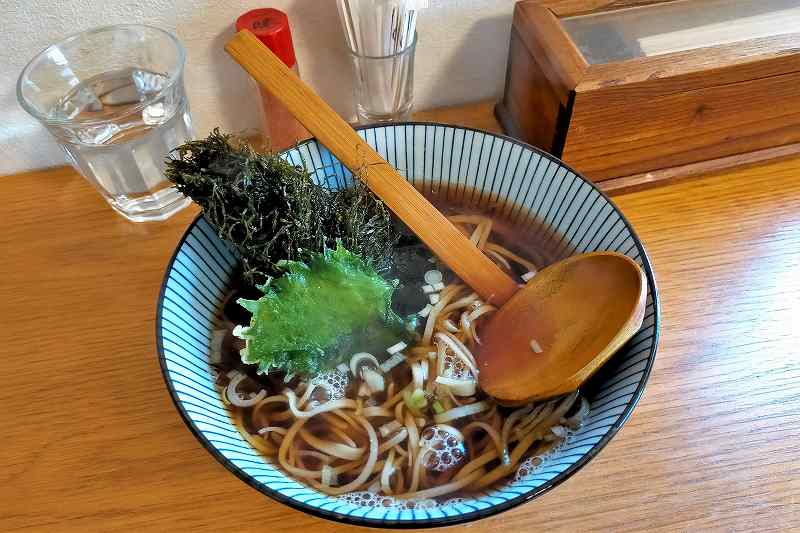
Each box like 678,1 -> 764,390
476,252 -> 647,403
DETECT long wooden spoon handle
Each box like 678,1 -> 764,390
226,30 -> 519,305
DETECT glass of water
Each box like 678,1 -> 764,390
349,33 -> 416,124
17,25 -> 193,222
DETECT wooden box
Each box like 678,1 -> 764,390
496,0 -> 800,191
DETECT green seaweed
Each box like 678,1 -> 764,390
166,129 -> 396,285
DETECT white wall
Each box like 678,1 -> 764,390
1,0 -> 515,175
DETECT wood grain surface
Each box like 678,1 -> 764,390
496,1 -> 588,153
537,0 -> 678,17
514,3 -> 587,104
597,141 -> 800,195
502,1 -> 800,183
3,103 -> 800,532
495,28 -> 566,152
575,33 -> 800,102
565,68 -> 800,179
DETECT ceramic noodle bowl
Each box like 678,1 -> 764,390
156,123 -> 660,528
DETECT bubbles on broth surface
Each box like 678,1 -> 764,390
514,456 -> 544,481
512,425 -> 575,483
440,352 -> 469,380
420,425 -> 466,473
337,492 -> 479,511
309,368 -> 350,402
338,491 -> 438,511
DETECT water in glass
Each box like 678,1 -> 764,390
51,68 -> 192,221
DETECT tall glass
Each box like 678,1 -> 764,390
349,34 -> 416,124
17,25 -> 193,222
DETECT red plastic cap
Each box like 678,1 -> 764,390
236,8 -> 296,68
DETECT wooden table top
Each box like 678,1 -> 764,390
3,102 -> 799,532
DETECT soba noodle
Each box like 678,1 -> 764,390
215,213 -> 587,501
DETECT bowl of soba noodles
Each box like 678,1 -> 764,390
157,123 -> 659,528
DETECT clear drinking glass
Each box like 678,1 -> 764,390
17,25 -> 194,222
349,34 -> 416,124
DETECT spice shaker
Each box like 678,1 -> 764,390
236,8 -> 308,151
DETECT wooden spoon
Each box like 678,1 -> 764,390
475,252 -> 646,402
225,30 -> 647,402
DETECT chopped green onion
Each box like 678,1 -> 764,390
432,400 -> 445,414
404,388 -> 427,411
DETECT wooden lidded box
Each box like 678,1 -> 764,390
496,0 -> 800,189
